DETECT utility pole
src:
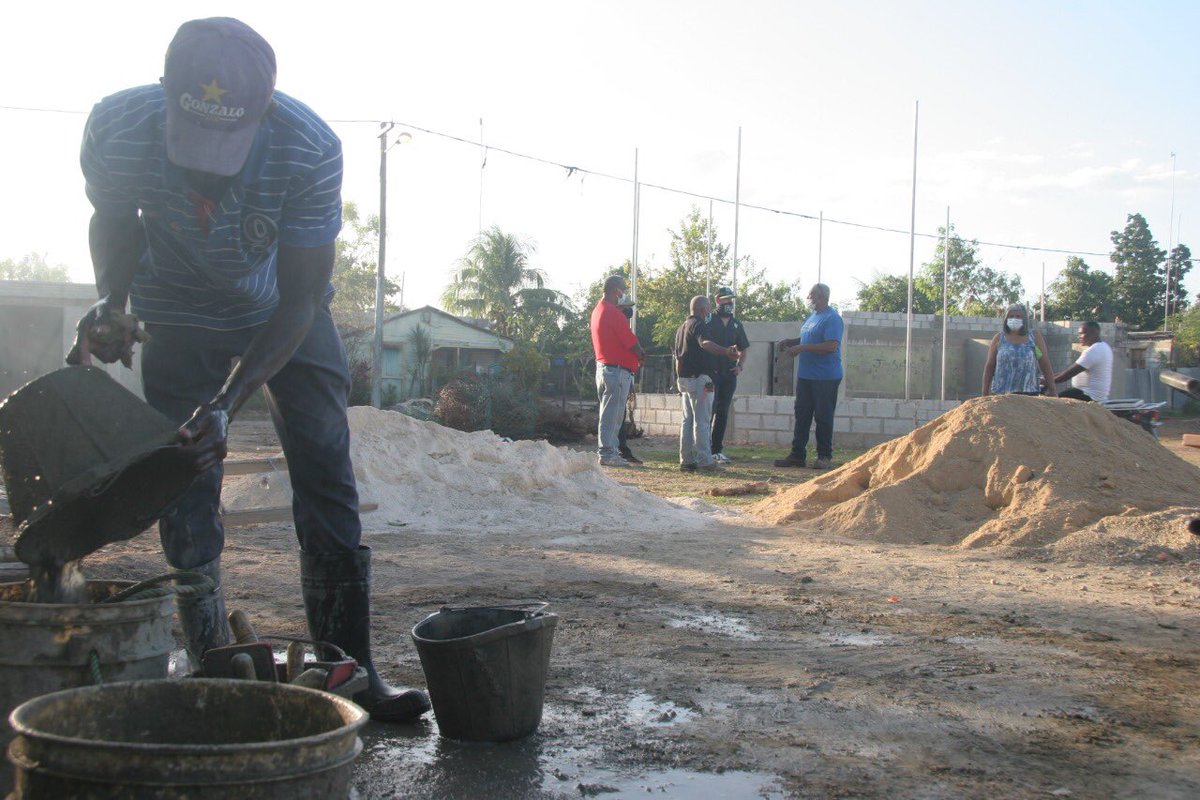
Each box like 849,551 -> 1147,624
371,122 -> 395,409
904,101 -> 919,402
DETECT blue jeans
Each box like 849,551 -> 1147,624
789,378 -> 841,462
678,375 -> 714,466
141,307 -> 362,568
596,364 -> 633,459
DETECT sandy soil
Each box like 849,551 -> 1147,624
13,413 -> 1200,799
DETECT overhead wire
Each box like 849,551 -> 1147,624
1,103 -> 1188,263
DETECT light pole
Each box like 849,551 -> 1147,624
372,123 -> 413,408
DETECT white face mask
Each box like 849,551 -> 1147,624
617,293 -> 628,305
1005,317 -> 1023,332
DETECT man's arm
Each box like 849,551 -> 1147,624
177,242 -> 334,471
1054,363 -> 1085,384
67,212 -> 146,366
699,336 -> 737,359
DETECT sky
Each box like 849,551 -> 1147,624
3,0 -> 1197,315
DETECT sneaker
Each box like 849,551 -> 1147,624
773,454 -> 806,468
812,458 -> 835,470
618,448 -> 644,465
712,452 -> 732,464
599,456 -> 628,468
697,462 -> 724,473
679,463 -> 698,472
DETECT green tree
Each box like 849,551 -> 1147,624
331,202 -> 400,333
0,253 -> 70,282
1172,304 -> 1200,367
635,208 -> 734,347
855,273 -> 939,313
406,324 -> 432,398
1045,256 -> 1115,320
1167,243 -> 1193,318
442,226 -> 568,337
853,226 -> 1021,316
1110,213 -> 1167,330
735,261 -> 807,322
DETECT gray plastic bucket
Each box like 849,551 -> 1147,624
7,679 -> 366,799
411,604 -> 558,742
0,579 -> 175,794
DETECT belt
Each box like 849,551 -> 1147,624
601,363 -> 634,374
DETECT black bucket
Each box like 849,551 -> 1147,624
411,604 -> 558,742
0,366 -> 197,566
7,679 -> 366,799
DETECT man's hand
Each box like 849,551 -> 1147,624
777,339 -> 792,352
66,298 -> 147,368
176,403 -> 230,473
731,365 -> 743,376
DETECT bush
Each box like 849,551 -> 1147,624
348,357 -> 372,406
435,374 -> 537,440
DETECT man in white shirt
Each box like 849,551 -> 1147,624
1054,321 -> 1112,402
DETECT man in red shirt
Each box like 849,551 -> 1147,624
590,275 -> 645,466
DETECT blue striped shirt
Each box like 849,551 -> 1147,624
81,85 -> 342,330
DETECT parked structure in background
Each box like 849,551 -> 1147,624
354,305 -> 514,403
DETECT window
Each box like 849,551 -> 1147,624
383,347 -> 403,377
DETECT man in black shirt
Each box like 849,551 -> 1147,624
705,287 -> 749,463
674,296 -> 739,472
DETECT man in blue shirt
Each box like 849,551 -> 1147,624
71,17 -> 428,722
774,284 -> 843,470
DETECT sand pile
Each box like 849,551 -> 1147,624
223,406 -> 716,533
750,395 -> 1200,549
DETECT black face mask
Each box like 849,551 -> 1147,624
717,303 -> 734,317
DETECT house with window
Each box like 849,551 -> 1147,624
368,305 -> 514,402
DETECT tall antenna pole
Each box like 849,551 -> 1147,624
478,118 -> 485,233
817,210 -> 824,286
706,200 -> 714,297
1165,152 -> 1177,330
941,207 -> 949,401
732,126 -> 742,295
631,148 -> 639,334
1040,262 -> 1046,322
904,101 -> 919,402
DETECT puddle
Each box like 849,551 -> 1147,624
353,724 -> 782,799
818,631 -> 894,647
625,692 -> 696,726
352,692 -> 781,799
666,609 -> 762,641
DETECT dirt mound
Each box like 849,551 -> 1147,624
750,395 -> 1200,549
223,406 -> 714,534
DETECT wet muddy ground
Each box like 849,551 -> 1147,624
8,413 -> 1200,798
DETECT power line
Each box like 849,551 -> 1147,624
0,102 -> 1181,262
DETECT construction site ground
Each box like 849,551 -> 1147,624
9,411 -> 1200,799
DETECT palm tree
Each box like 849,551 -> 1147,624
441,227 -> 567,337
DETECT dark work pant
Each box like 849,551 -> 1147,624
141,307 -> 362,569
709,375 -> 737,454
1058,387 -> 1094,401
790,378 -> 841,461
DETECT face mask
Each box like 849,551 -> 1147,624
1006,317 -> 1023,332
616,293 -> 628,305
717,303 -> 734,317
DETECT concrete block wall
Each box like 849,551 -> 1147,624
636,392 -> 960,450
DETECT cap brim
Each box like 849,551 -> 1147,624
165,113 -> 259,176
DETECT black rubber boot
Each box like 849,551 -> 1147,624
300,546 -> 431,723
172,557 -> 232,668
